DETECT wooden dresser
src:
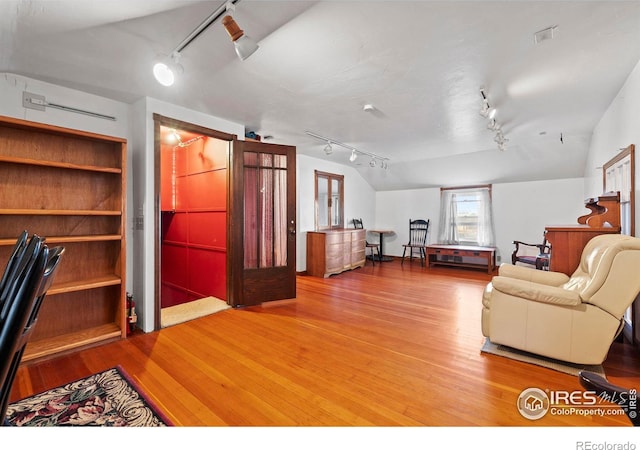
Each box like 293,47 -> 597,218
306,229 -> 366,277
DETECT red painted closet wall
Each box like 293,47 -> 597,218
161,135 -> 227,308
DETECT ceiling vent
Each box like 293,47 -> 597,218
534,26 -> 558,44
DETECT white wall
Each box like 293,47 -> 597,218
0,73 -> 129,138
297,154 -> 376,271
584,58 -> 640,236
375,188 -> 440,257
492,179 -> 585,263
375,178 -> 585,264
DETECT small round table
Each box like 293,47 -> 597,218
369,229 -> 395,262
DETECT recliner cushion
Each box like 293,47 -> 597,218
492,276 -> 582,306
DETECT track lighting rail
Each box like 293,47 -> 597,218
305,130 -> 389,168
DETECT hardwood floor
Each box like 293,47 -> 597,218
12,259 -> 640,428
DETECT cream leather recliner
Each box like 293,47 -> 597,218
482,234 -> 640,365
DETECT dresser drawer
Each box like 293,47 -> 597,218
327,243 -> 346,259
326,256 -> 344,272
352,249 -> 366,265
325,233 -> 346,245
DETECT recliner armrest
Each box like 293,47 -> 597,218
492,276 -> 582,306
498,264 -> 570,286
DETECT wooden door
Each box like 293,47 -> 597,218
228,140 -> 296,307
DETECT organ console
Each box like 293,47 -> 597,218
576,192 -> 621,228
545,192 -> 621,275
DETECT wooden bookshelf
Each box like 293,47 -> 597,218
0,115 -> 127,362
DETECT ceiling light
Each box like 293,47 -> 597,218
363,104 -> 375,112
479,101 -> 490,118
153,0 -> 257,86
349,150 -> 358,162
153,53 -> 183,87
222,15 -> 259,61
324,142 -> 333,155
480,87 -> 508,152
166,128 -> 181,144
487,119 -> 500,131
369,158 -> 376,168
494,132 -> 509,146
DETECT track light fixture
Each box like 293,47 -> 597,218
153,0 -> 258,86
479,101 -> 490,118
305,131 -> 389,169
487,119 -> 500,131
479,87 -> 508,151
222,12 -> 259,61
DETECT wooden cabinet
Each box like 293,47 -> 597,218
306,229 -> 366,277
0,115 -> 126,362
544,226 -> 619,275
545,192 -> 621,275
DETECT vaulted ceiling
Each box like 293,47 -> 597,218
3,0 -> 640,190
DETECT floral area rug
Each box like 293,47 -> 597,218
5,366 -> 172,426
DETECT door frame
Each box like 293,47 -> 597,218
602,144 -> 637,346
152,114 -> 236,330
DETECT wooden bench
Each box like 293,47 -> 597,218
426,244 -> 496,274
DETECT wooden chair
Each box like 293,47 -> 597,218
512,237 -> 550,270
352,218 -> 380,265
401,219 -> 430,265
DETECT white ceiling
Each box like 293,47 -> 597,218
3,0 -> 640,190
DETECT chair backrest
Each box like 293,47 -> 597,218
563,234 -> 640,318
352,218 -> 364,230
407,219 -> 430,245
0,234 -> 64,422
0,230 -> 28,304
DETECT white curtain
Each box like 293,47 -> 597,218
437,186 -> 496,247
438,189 -> 459,244
476,187 -> 495,247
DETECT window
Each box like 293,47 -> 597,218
603,144 -> 634,236
314,170 -> 344,230
438,185 -> 495,247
